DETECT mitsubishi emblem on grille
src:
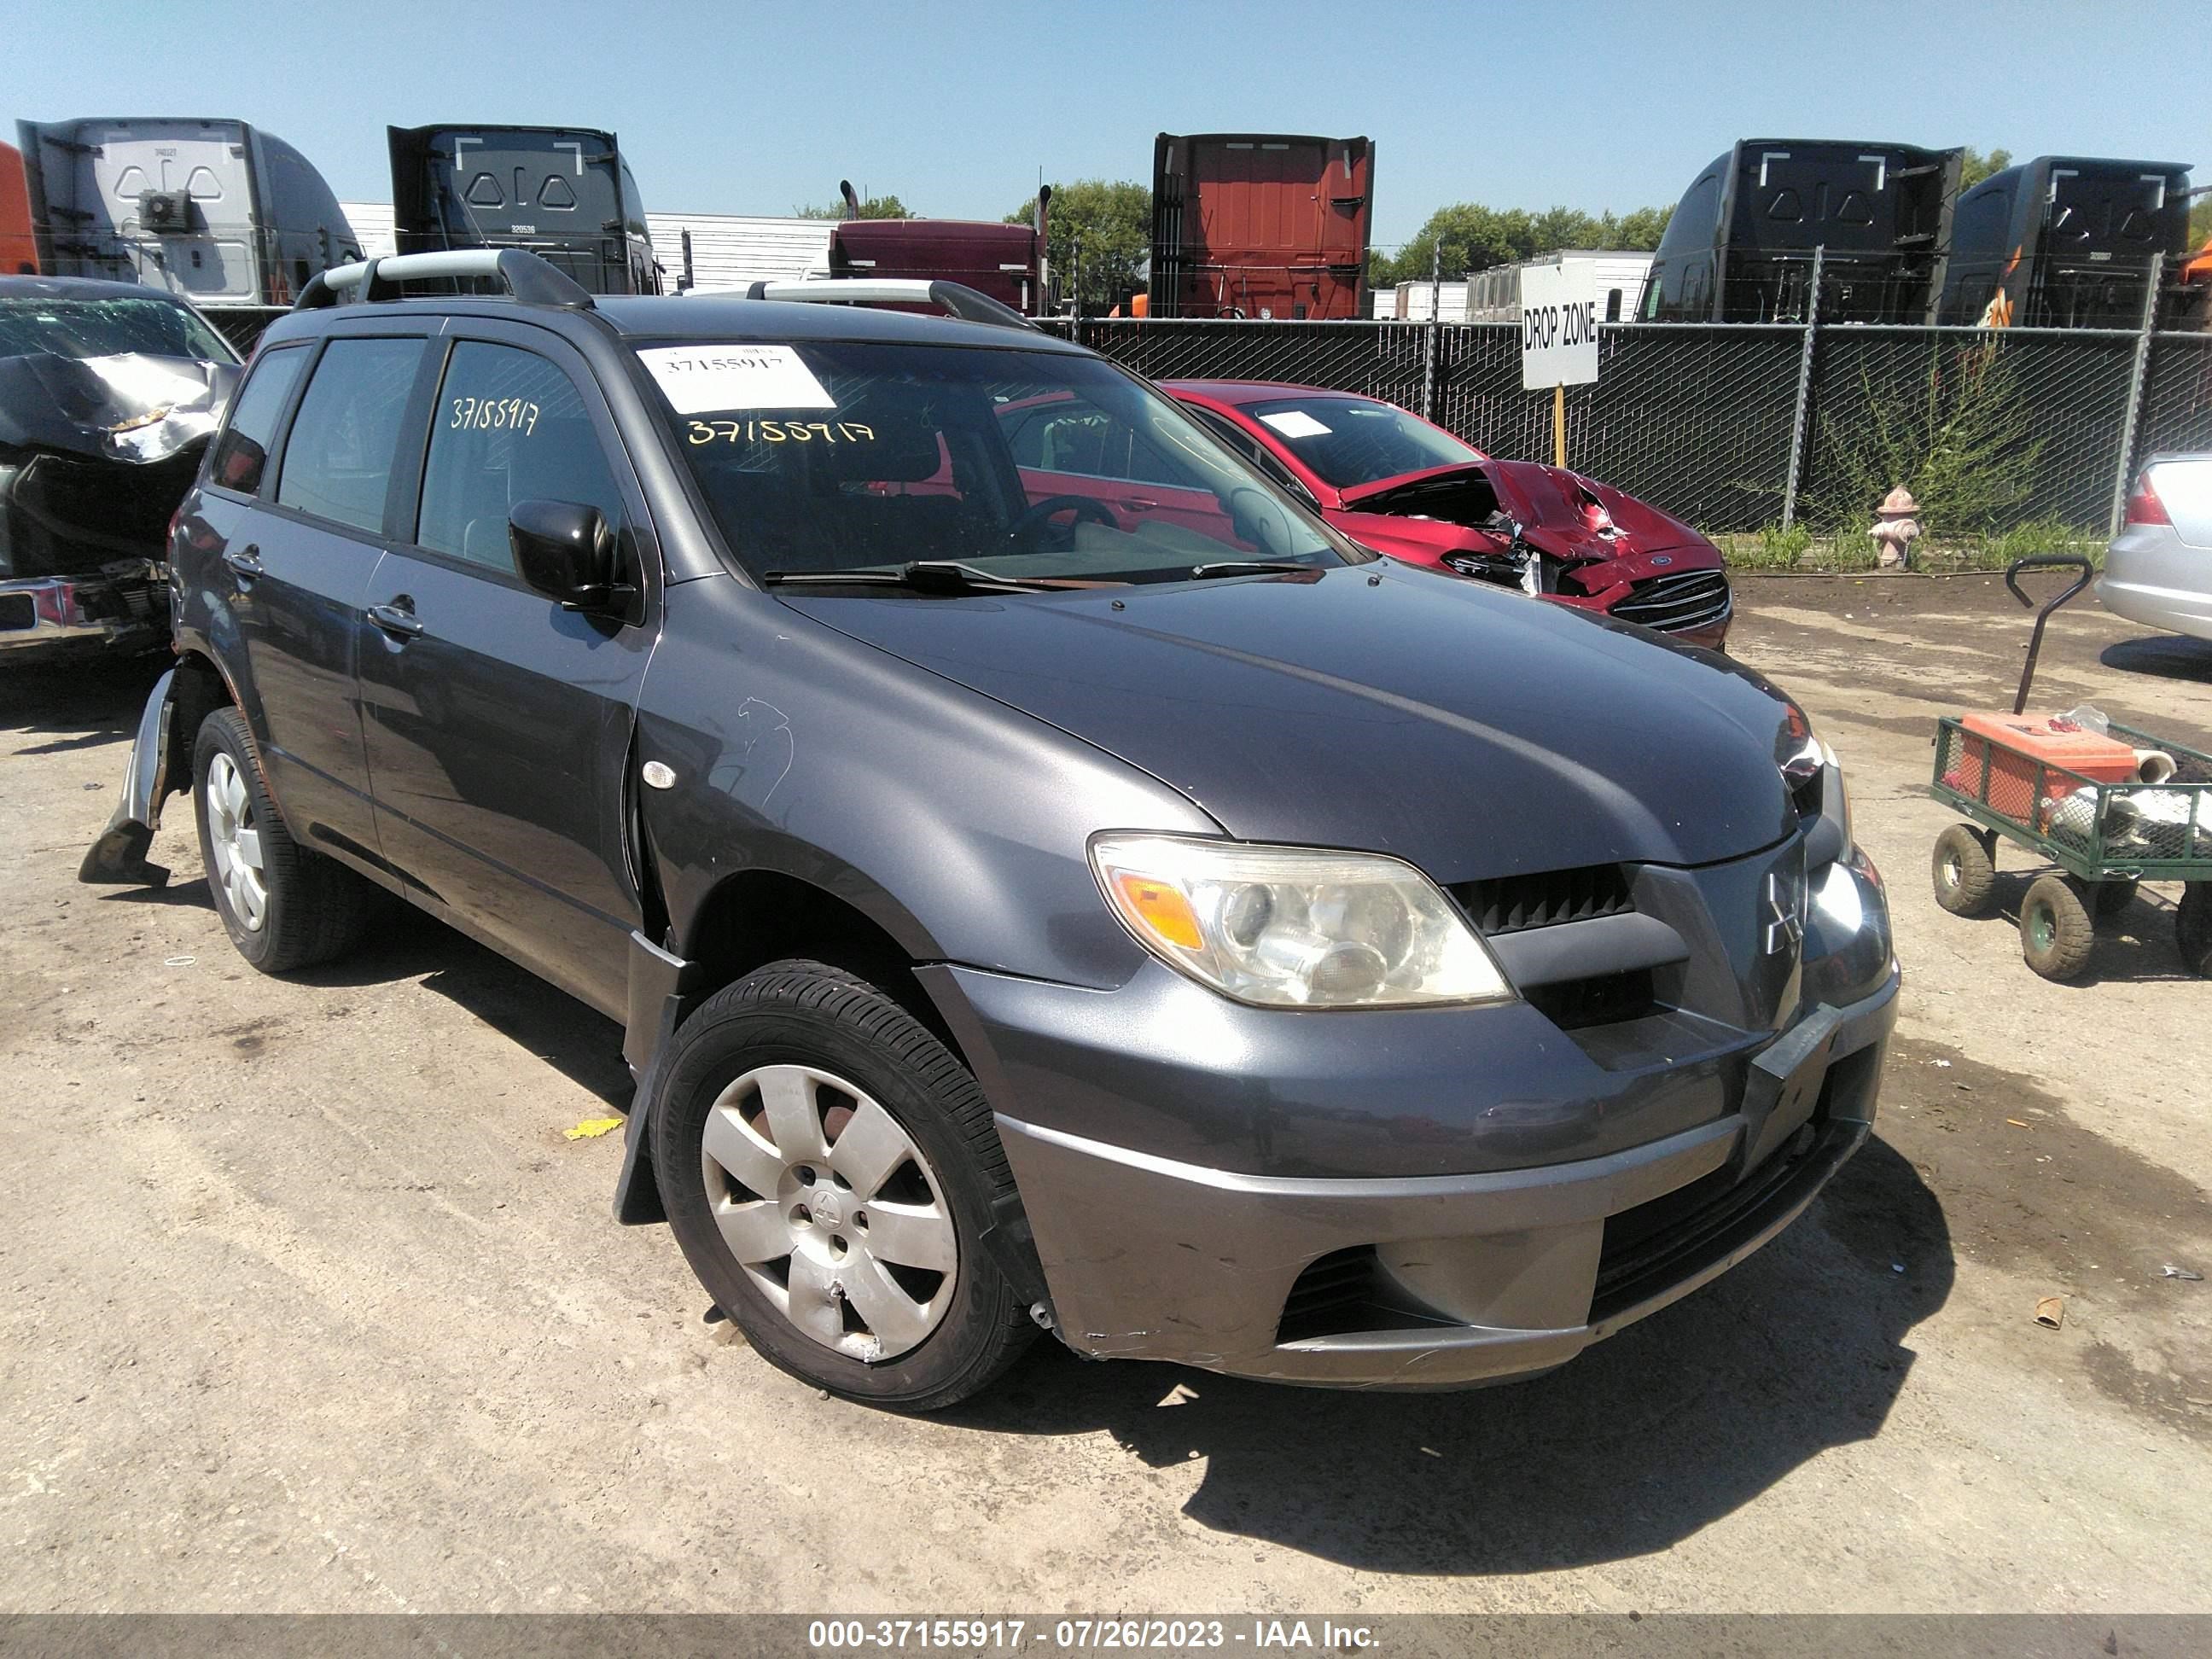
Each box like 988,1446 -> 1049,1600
1763,870 -> 1805,956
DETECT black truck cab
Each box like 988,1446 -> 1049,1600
1937,155 -> 2192,329
1642,138 -> 1962,324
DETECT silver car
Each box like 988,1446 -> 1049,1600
2100,453 -> 2212,641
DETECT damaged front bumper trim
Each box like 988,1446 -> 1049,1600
79,667 -> 180,887
994,966 -> 1897,1389
0,564 -> 166,659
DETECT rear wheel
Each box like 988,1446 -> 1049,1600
2178,883 -> 2212,978
1931,824 -> 1998,917
2020,874 -> 2095,981
2092,877 -> 2139,920
192,708 -> 375,973
651,960 -> 1034,1411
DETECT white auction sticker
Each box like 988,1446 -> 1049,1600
1259,410 -> 1332,439
636,344 -> 835,414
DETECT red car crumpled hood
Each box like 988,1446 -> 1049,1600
1336,460 -> 1714,564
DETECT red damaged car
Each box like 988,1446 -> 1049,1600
1164,380 -> 1732,650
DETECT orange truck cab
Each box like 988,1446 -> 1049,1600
0,143 -> 37,275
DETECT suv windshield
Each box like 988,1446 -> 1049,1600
1243,396 -> 1481,489
0,296 -> 236,364
639,341 -> 1356,586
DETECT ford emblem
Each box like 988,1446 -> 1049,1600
1651,555 -> 1674,567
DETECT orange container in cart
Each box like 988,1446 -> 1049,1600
1946,712 -> 2143,827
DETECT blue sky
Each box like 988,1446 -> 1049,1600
6,0 -> 2203,248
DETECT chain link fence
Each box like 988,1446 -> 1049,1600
1063,314 -> 2212,537
203,292 -> 2212,538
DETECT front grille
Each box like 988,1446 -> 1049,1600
1614,568 -> 1731,633
1590,1117 -> 1853,1323
1524,967 -> 1657,1031
1452,863 -> 1633,935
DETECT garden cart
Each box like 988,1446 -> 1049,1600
1928,556 -> 2212,981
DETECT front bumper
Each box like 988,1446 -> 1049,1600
0,564 -> 166,661
972,955 -> 1897,1389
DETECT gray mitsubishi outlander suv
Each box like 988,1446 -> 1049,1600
84,251 -> 1899,1409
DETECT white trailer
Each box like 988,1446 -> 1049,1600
1465,252 -> 1653,323
19,117 -> 362,306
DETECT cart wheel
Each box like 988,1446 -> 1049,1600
2178,883 -> 2212,979
1932,824 -> 1998,917
2020,875 -> 2096,981
2093,878 -> 2139,920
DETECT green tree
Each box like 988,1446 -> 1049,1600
1959,148 -> 2013,189
2190,194 -> 2211,250
1371,201 -> 1674,286
793,194 -> 914,219
1005,178 -> 1151,307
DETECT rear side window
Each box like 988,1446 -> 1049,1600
208,344 -> 308,495
275,338 -> 424,534
415,342 -> 626,573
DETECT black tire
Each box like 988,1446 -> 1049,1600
192,707 -> 375,973
2019,874 -> 2096,981
1931,824 -> 1998,917
651,960 -> 1034,1411
2178,883 -> 2212,978
2092,877 -> 2139,920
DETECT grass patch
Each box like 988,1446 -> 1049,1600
1709,517 -> 2103,575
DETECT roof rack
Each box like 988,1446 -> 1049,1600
294,248 -> 595,311
721,277 -> 1037,333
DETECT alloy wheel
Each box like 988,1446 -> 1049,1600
205,751 -> 269,932
699,1063 -> 959,1362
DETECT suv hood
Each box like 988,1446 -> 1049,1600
781,564 -> 1797,881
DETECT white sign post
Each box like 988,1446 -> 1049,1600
1519,260 -> 1601,468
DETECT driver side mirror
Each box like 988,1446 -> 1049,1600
511,499 -> 620,612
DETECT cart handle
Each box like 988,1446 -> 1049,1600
2005,555 -> 2095,715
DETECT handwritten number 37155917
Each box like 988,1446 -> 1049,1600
687,419 -> 876,445
449,397 -> 542,435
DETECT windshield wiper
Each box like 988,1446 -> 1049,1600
761,561 -> 1107,594
1187,561 -> 1317,579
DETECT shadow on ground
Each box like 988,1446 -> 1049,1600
0,655 -> 164,748
1933,869 -> 2196,986
104,874 -> 634,1108
2101,634 -> 2212,687
939,1136 -> 1951,1575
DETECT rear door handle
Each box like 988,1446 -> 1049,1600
366,600 -> 425,639
222,546 -> 265,579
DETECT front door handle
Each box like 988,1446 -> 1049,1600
222,545 -> 265,579
1119,498 -> 1160,512
367,600 -> 425,640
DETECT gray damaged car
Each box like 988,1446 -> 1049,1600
0,274 -> 239,661
84,251 -> 1900,1408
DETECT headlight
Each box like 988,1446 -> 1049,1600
1091,834 -> 1515,1009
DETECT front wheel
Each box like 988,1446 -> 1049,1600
1931,824 -> 1998,917
651,961 -> 1035,1411
2019,874 -> 2095,981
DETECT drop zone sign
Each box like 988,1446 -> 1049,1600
1520,262 -> 1601,390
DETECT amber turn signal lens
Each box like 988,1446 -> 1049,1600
1113,872 -> 1205,951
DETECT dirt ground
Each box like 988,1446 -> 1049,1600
3,572 -> 2208,1615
